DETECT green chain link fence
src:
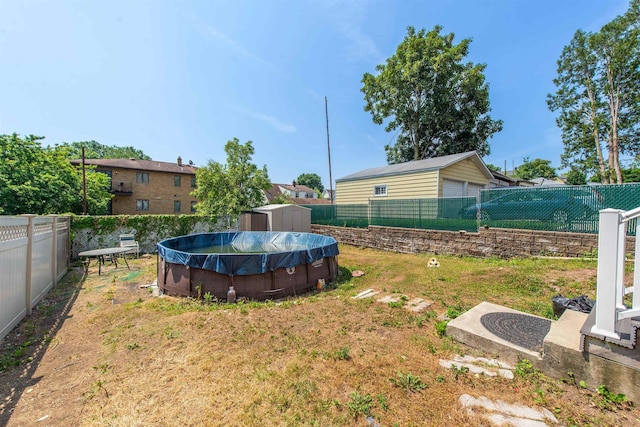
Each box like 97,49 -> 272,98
304,183 -> 640,234
303,197 -> 478,231
477,183 -> 640,234
369,198 -> 477,231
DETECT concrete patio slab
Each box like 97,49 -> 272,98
446,301 -> 546,363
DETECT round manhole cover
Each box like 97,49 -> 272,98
480,312 -> 551,352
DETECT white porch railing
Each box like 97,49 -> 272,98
591,208 -> 640,340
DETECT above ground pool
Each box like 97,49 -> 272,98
157,231 -> 339,301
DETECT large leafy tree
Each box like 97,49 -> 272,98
362,26 -> 503,164
513,158 -> 558,180
59,140 -> 151,159
296,173 -> 324,193
566,167 -> 587,185
191,138 -> 270,222
0,134 -> 111,215
548,0 -> 640,183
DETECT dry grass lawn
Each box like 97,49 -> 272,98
1,245 -> 638,426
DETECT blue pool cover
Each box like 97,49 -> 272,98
157,232 -> 339,276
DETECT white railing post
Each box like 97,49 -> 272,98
634,219 -> 640,311
591,209 -> 623,339
616,220 -> 627,310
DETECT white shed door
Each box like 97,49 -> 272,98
443,179 -> 465,197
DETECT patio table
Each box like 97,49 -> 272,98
78,247 -> 131,275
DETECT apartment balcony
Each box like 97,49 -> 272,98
111,181 -> 133,195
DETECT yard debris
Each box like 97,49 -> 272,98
439,355 -> 514,379
406,298 -> 432,313
377,295 -> 400,303
459,394 -> 558,426
551,294 -> 594,317
352,289 -> 379,299
427,257 -> 440,268
351,270 -> 365,277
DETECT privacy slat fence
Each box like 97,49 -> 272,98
478,183 -> 640,234
0,215 -> 70,341
304,183 -> 640,234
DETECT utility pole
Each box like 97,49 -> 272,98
82,146 -> 87,215
325,96 -> 334,204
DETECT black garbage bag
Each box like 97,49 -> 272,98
551,295 -> 595,317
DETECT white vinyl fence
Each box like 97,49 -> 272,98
0,215 -> 70,341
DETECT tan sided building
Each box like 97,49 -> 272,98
335,151 -> 492,204
70,157 -> 198,215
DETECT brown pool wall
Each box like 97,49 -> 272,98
158,254 -> 338,300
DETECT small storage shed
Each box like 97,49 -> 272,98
239,211 -> 268,231
252,204 -> 311,232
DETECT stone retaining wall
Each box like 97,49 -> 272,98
311,224 -> 634,258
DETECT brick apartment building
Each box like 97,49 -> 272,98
70,157 -> 198,215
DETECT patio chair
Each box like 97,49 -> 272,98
119,233 -> 139,258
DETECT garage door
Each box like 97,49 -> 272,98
443,179 -> 465,197
467,183 -> 484,198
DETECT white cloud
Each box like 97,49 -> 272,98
183,12 -> 277,70
316,0 -> 381,62
235,107 -> 297,134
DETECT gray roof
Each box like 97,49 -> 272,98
70,158 -> 197,175
336,151 -> 492,182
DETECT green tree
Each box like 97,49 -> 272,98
566,167 -> 587,185
296,173 -> 324,193
269,193 -> 294,204
361,26 -> 503,164
59,140 -> 151,159
0,134 -> 111,215
622,167 -> 640,182
513,158 -> 558,180
191,138 -> 270,222
485,163 -> 502,173
548,0 -> 640,183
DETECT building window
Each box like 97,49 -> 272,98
136,172 -> 149,184
174,175 -> 181,187
174,200 -> 181,213
190,201 -> 197,213
373,185 -> 387,196
136,199 -> 149,211
191,176 -> 197,188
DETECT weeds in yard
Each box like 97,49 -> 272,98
390,371 -> 427,393
593,385 -> 630,411
435,320 -> 448,337
203,292 -> 216,304
83,363 -> 111,401
332,346 -> 351,361
0,341 -> 31,372
376,393 -> 389,411
346,391 -> 373,419
514,359 -> 539,379
450,364 -> 469,381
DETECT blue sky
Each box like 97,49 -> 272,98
0,0 -> 630,189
